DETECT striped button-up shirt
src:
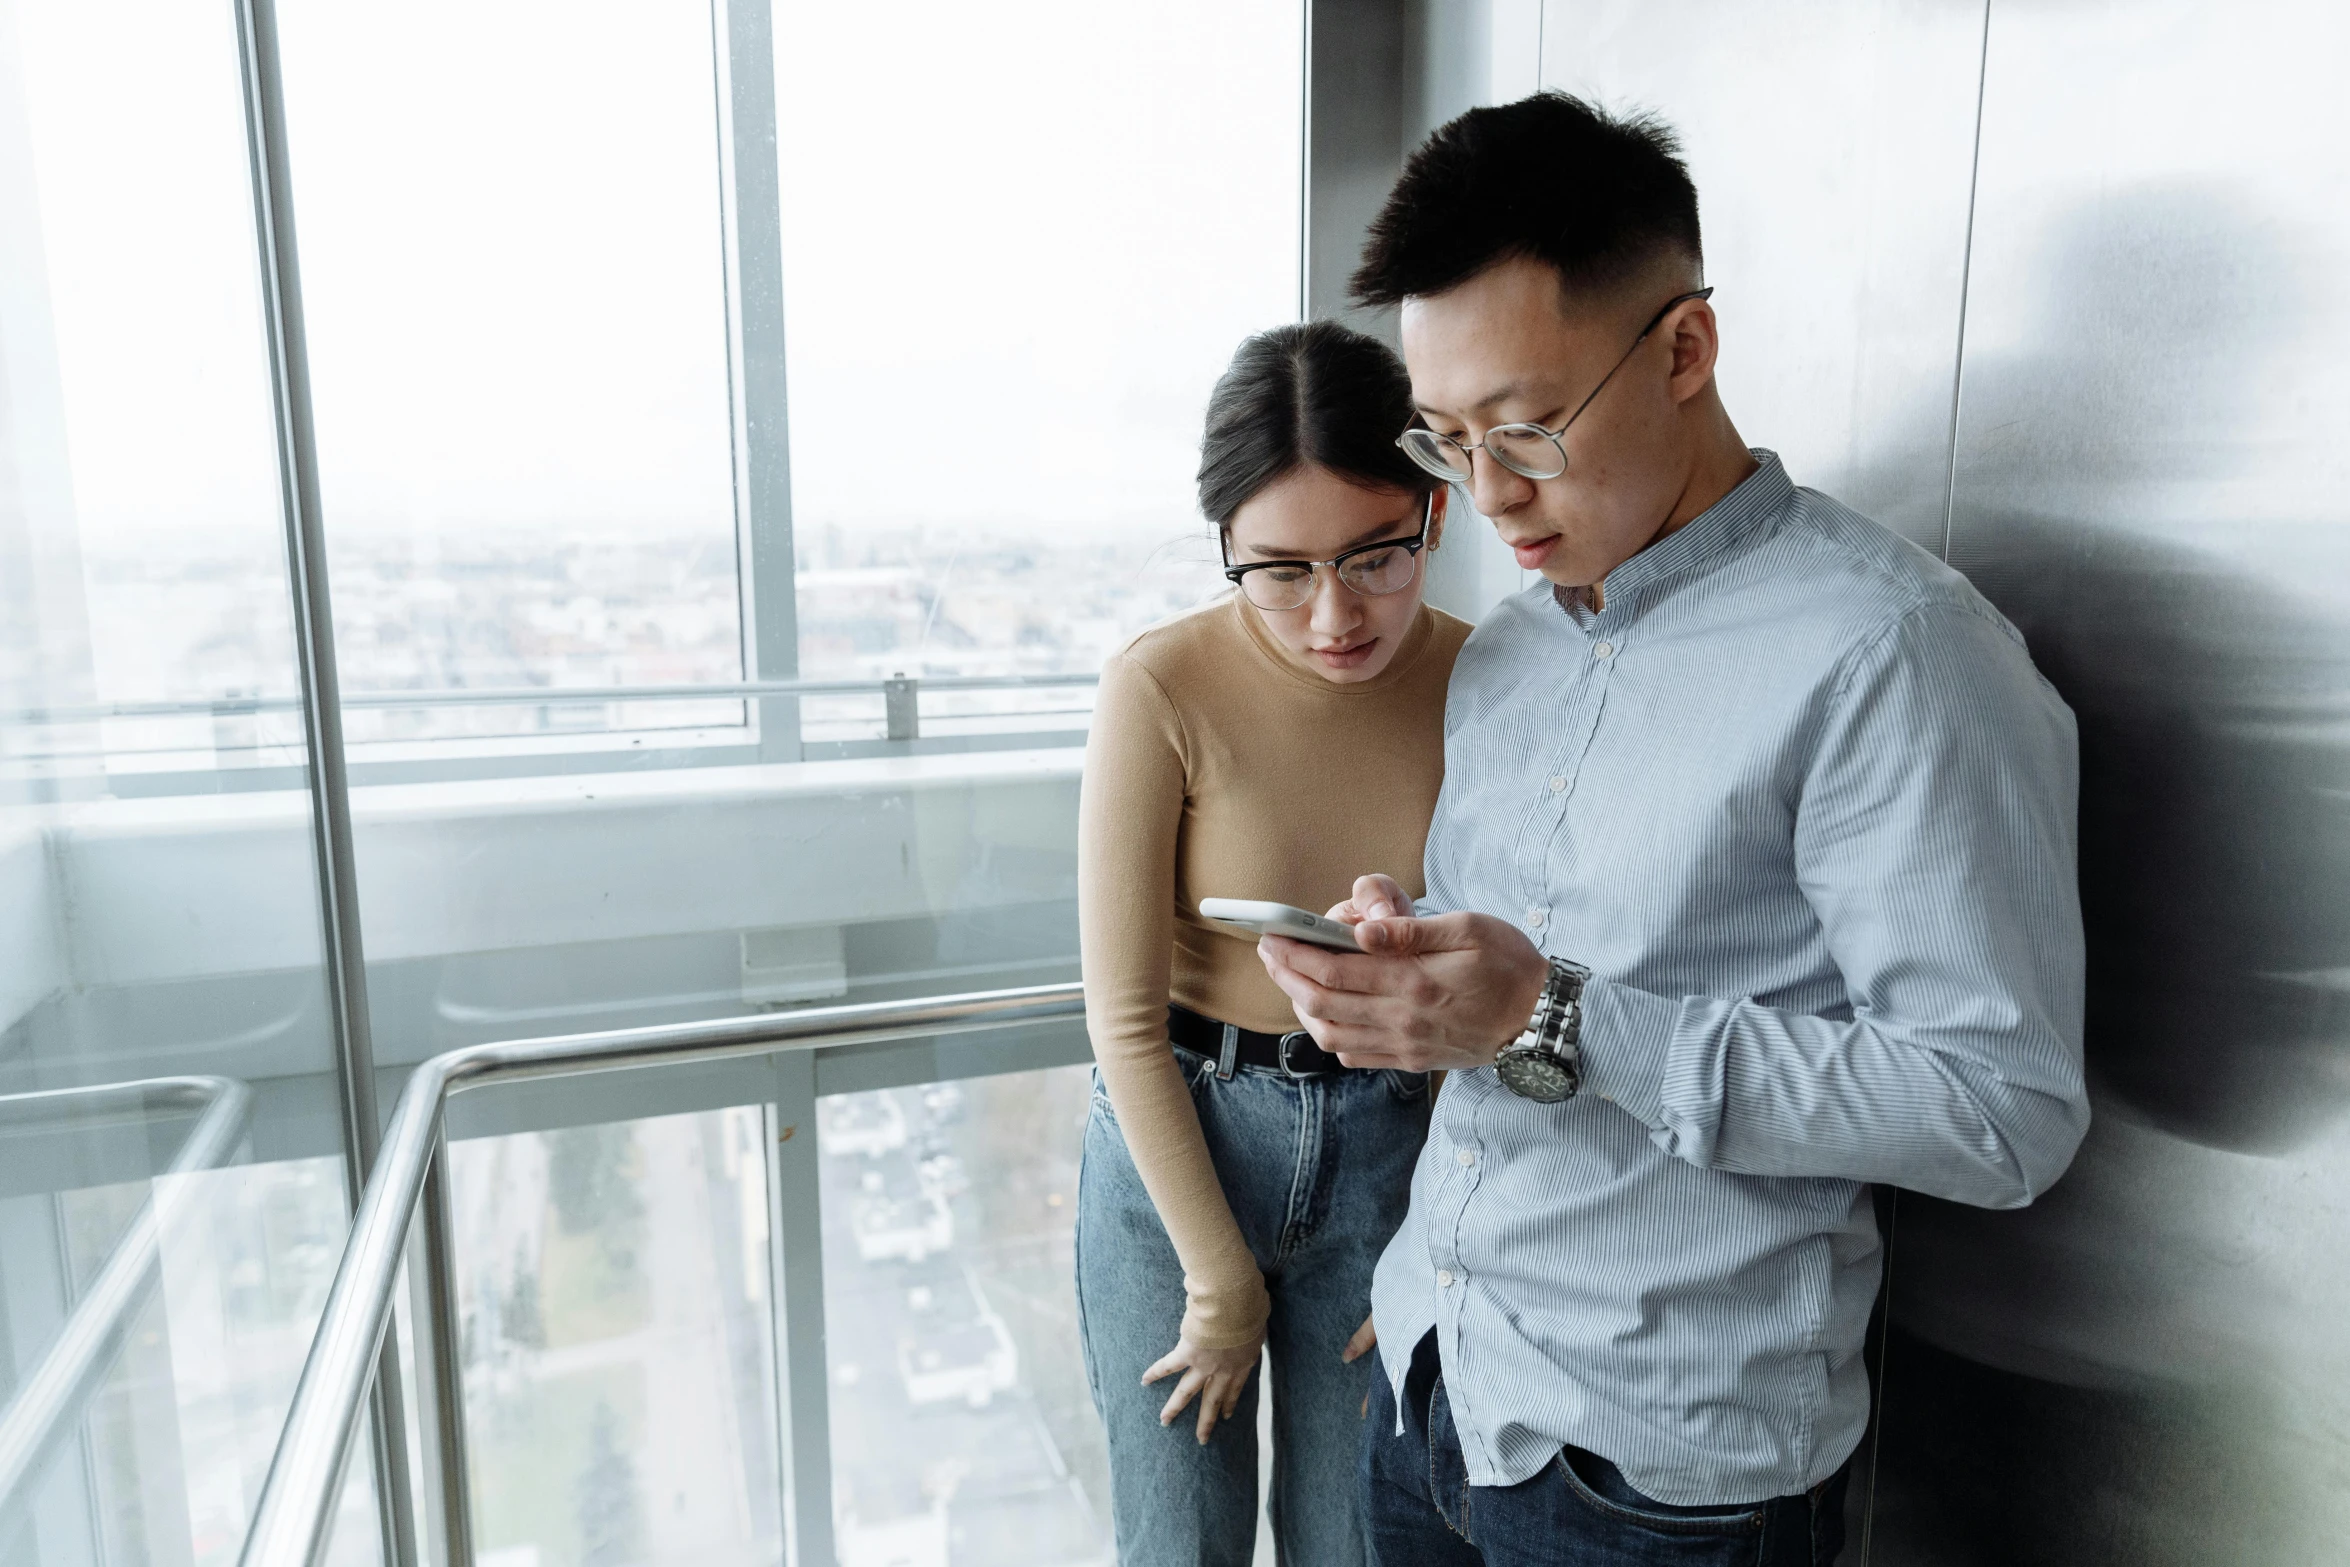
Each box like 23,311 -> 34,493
1371,451 -> 2088,1505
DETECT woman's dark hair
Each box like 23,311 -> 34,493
1196,319 -> 1439,528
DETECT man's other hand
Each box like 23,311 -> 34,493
1257,873 -> 1551,1072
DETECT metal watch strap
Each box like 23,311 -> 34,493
1495,955 -> 1591,1101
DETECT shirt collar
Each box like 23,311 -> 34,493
1556,449 -> 1793,623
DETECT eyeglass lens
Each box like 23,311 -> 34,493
1237,542 -> 1421,612
1399,427 -> 1567,483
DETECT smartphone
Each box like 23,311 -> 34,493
1198,897 -> 1361,951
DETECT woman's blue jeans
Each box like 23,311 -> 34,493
1076,1048 -> 1431,1567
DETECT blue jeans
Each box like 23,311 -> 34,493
1076,1049 -> 1431,1567
1362,1331 -> 1848,1567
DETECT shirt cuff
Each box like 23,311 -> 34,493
1574,975 -> 1677,1128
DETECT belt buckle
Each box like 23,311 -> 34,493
1277,1030 -> 1330,1079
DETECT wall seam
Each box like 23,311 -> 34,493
1298,0 -> 1315,320
1938,0 -> 1993,565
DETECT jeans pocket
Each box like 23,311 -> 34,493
1090,1054 -> 1216,1123
1382,1068 -> 1432,1102
1550,1448 -> 1769,1541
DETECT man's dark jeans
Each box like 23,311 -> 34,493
1361,1332 -> 1848,1566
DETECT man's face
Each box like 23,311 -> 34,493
1399,254 -> 1711,589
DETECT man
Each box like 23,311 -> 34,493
1258,94 -> 2088,1565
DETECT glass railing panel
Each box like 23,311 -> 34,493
442,1107 -> 783,1567
817,1066 -> 1110,1565
3,1152 -> 378,1567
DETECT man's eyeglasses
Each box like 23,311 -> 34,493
1396,287 -> 1715,484
1222,493 -> 1436,613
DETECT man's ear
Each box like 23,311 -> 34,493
1666,299 -> 1721,406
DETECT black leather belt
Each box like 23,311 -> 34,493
1168,1003 -> 1348,1078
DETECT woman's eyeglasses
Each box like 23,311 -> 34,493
1222,493 -> 1435,613
1395,288 -> 1715,484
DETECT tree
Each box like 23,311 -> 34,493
546,1123 -> 643,1236
574,1400 -> 642,1567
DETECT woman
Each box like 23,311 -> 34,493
1075,319 -> 1470,1565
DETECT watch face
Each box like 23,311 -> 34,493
1496,1048 -> 1575,1103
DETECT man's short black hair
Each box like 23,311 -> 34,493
1352,92 -> 1702,309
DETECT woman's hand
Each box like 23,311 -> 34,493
1143,1330 -> 1265,1444
1345,1314 -> 1378,1417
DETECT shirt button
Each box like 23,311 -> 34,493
1593,641 -> 1614,659
1548,775 -> 1566,792
1527,908 -> 1546,928
1436,1270 -> 1457,1287
1455,1148 -> 1477,1167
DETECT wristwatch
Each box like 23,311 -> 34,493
1493,955 -> 1592,1103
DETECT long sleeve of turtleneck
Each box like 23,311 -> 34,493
1078,595 -> 1468,1348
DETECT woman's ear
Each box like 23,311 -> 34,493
1426,486 -> 1449,552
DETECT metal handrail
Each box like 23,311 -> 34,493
5,671 -> 1101,727
0,1075 -> 255,1505
234,981 -> 1086,1567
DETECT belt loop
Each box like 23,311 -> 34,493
1217,1022 -> 1239,1080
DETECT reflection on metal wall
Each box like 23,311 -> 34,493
1539,0 -> 1988,551
1529,0 -> 2350,1560
1876,1 -> 2350,1562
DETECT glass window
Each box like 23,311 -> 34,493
9,1 -> 1303,1560
445,1108 -> 782,1567
817,1068 -> 1107,1563
272,0 -> 748,760
4,0 -> 303,782
8,0 -> 1304,779
777,0 -> 1304,745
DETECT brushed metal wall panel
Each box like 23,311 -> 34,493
1878,2 -> 2350,1562
1539,0 -> 1988,551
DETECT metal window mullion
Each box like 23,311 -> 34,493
765,1052 -> 834,1567
710,0 -> 801,762
226,3 -> 414,1564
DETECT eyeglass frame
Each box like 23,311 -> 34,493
1219,489 -> 1439,610
1394,287 -> 1716,483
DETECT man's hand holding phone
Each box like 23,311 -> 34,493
1257,873 -> 1552,1073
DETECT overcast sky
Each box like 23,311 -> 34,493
17,0 -> 1302,547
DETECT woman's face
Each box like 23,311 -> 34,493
1223,463 -> 1440,685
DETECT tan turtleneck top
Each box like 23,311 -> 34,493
1078,593 -> 1470,1349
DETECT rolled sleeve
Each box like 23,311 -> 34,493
1577,603 -> 2089,1207
1575,976 -> 1677,1120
